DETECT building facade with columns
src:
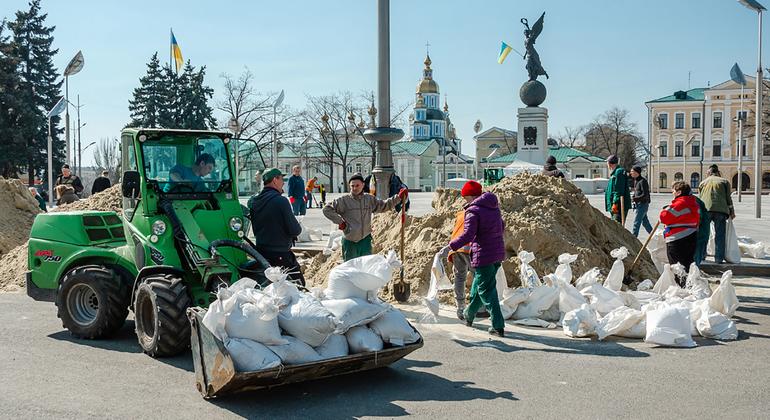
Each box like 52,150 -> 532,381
645,77 -> 770,193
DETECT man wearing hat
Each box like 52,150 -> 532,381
542,155 -> 565,178
248,168 -> 305,285
698,164 -> 735,264
604,155 -> 631,224
323,173 -> 407,261
629,165 -> 652,237
55,164 -> 84,197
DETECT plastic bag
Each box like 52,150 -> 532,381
512,285 -> 558,320
369,308 -> 420,346
696,307 -> 738,340
268,335 -> 322,364
575,267 -> 602,291
518,251 -> 541,288
500,288 -> 530,320
596,307 -> 645,340
321,298 -> 389,332
648,230 -> 668,273
554,253 -> 578,284
225,338 -> 282,372
684,263 -> 711,300
225,290 -> 287,345
345,326 -> 384,353
562,304 -> 598,337
326,251 -> 401,300
278,294 -> 339,347
314,333 -> 349,359
708,270 -> 739,317
636,279 -> 654,291
652,264 -> 677,295
603,247 -> 629,291
737,236 -> 766,259
644,306 -> 696,348
725,220 -> 742,264
581,283 -> 625,315
421,259 -> 441,322
431,251 -> 453,291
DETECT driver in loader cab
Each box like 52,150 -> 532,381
168,153 -> 215,191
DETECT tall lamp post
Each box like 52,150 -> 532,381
63,51 -> 84,166
272,89 -> 285,168
473,119 -> 482,180
739,0 -> 765,218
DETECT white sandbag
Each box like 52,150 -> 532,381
618,291 -> 641,311
725,220 -> 742,264
684,263 -> 711,300
737,237 -> 766,259
652,264 -> 677,295
225,290 -> 287,345
512,285 -> 558,320
314,333 -> 349,359
421,264 -> 440,323
540,301 -> 562,322
541,274 -> 557,287
696,308 -> 738,340
321,298 -> 389,332
228,277 -> 258,293
557,278 -> 587,314
636,279 -> 654,291
500,288 -> 530,320
708,270 -> 739,317
615,319 -> 646,338
431,251 -> 453,291
296,216 -> 324,243
596,307 -> 645,340
263,267 -> 301,308
575,267 -> 602,290
268,335 -> 322,364
581,283 -> 624,315
628,290 -> 662,306
345,326 -> 384,353
554,253 -> 578,284
278,294 -> 339,347
648,230 -> 668,273
326,251 -> 401,300
369,308 -> 420,346
644,307 -> 696,348
562,304 -> 598,338
225,338 -> 282,372
326,229 -> 343,249
518,250 -> 541,288
603,246 -> 629,291
202,288 -> 237,340
512,318 -> 557,329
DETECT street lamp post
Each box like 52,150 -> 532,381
63,51 -> 84,166
473,119 -> 482,180
739,0 -> 765,218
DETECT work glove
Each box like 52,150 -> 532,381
611,203 -> 619,214
338,222 -> 347,231
290,196 -> 296,204
438,245 -> 451,259
398,187 -> 408,201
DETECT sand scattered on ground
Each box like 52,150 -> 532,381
0,177 -> 41,257
303,173 -> 658,302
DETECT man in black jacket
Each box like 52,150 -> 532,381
91,170 -> 112,195
247,168 -> 305,285
630,165 -> 653,237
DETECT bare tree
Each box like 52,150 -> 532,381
584,107 -> 642,168
93,138 -> 121,183
736,78 -> 770,157
556,125 -> 587,148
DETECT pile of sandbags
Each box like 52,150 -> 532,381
494,250 -> 740,347
202,253 -> 421,372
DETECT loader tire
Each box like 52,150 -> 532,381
134,274 -> 192,357
56,265 -> 130,339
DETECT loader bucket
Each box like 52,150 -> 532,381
187,307 -> 423,398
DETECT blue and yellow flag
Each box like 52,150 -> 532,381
171,29 -> 184,72
498,41 -> 513,64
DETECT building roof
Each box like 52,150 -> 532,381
646,88 -> 705,104
473,126 -> 516,139
488,146 -> 604,164
392,140 -> 434,156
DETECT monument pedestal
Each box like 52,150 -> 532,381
517,106 -> 549,165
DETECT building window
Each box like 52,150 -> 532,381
713,140 -> 722,157
713,112 -> 722,129
690,172 -> 700,188
692,112 -> 701,129
355,163 -> 362,173
691,140 -> 700,157
674,172 -> 683,182
489,144 -> 501,149
659,172 -> 668,188
659,141 -> 668,157
675,113 -> 684,129
675,140 -> 683,157
657,113 -> 668,129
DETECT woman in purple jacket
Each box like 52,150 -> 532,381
442,180 -> 506,337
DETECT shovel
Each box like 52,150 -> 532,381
393,203 -> 411,302
623,220 -> 661,285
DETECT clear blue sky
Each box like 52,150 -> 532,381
2,0 -> 768,166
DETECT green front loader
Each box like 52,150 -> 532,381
27,128 -> 266,357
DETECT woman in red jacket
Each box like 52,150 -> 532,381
659,181 -> 700,286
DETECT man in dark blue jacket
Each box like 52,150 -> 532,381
287,165 -> 306,216
248,168 -> 305,285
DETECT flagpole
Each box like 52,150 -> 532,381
169,28 -> 173,72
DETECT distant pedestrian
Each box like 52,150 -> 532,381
698,164 -> 735,264
28,187 -> 46,212
287,165 -> 306,216
660,181 -> 700,285
630,165 -> 653,237
305,176 -> 318,208
541,155 -> 564,178
319,183 -> 327,206
604,155 -> 631,224
91,170 -> 112,195
441,180 -> 506,337
55,164 -> 83,197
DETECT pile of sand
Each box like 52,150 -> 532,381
0,184 -> 122,292
303,173 -> 658,301
0,177 -> 41,257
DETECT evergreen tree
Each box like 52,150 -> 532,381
177,61 -> 216,130
127,53 -> 166,128
0,20 -> 25,178
9,0 -> 63,185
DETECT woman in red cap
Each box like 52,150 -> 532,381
440,180 -> 506,337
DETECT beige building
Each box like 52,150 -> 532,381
645,77 -> 770,193
473,127 -> 517,178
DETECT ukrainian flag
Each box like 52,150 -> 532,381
171,29 -> 184,72
498,41 -> 513,64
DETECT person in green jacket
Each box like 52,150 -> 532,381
693,196 -> 711,267
28,187 -> 46,212
604,155 -> 631,224
698,165 -> 735,264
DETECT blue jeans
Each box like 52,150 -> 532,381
291,197 -> 306,216
632,202 -> 653,237
710,211 -> 727,263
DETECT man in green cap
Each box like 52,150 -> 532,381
247,168 -> 305,285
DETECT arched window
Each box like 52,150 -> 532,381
659,172 -> 668,188
690,172 -> 700,188
489,144 -> 501,149
674,172 -> 683,182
